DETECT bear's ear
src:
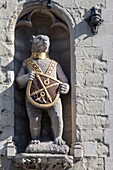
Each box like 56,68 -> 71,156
30,35 -> 35,42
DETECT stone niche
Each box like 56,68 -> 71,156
14,1 -> 76,169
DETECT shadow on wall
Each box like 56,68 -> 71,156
75,9 -> 94,44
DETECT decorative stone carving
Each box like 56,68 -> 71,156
16,35 -> 70,152
85,6 -> 103,35
14,153 -> 73,170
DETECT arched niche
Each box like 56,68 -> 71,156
14,2 -> 76,153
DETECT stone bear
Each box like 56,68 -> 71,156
16,35 -> 69,146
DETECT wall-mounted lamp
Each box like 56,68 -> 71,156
0,1 -> 7,9
85,6 -> 103,35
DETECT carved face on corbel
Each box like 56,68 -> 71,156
31,35 -> 50,53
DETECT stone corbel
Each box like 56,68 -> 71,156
85,6 -> 103,35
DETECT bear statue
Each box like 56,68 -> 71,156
16,35 -> 70,152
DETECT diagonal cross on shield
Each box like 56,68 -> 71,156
26,58 -> 62,108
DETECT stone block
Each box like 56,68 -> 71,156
107,88 -> 113,100
1,57 -> 14,67
77,87 -> 108,101
83,142 -> 97,157
104,101 -> 113,115
85,87 -> 108,100
109,144 -> 113,157
96,116 -> 109,128
103,48 -> 113,61
76,99 -> 85,115
76,115 -> 95,128
76,73 -> 85,86
104,75 -> 113,89
75,47 -> 84,58
106,61 -> 113,74
93,35 -> 113,48
84,47 -> 102,60
93,60 -> 107,74
77,115 -> 108,129
109,115 -> 113,129
85,73 -> 103,86
73,158 -> 87,170
105,158 -> 113,170
81,128 -> 104,142
0,42 -> 10,56
0,18 -> 8,29
106,0 -> 113,9
84,101 -> 104,115
99,23 -> 113,35
76,59 -> 93,73
87,158 -> 104,170
105,129 -> 113,143
97,143 -> 109,157
102,9 -> 113,23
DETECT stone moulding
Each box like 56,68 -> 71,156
14,153 -> 73,170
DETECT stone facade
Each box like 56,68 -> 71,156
0,0 -> 113,170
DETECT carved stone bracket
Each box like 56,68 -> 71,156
14,153 -> 73,170
85,6 -> 103,35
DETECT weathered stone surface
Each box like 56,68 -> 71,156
77,87 -> 108,100
76,115 -> 108,129
87,158 -> 104,170
81,128 -> 104,142
14,153 -> 73,170
85,73 -> 103,86
25,142 -> 69,154
105,158 -> 113,170
83,142 -> 97,157
97,143 -> 109,157
84,101 -> 104,114
102,9 -> 113,23
93,60 -> 107,74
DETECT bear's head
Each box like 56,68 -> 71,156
31,35 -> 50,53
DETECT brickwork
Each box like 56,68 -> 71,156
0,0 -> 112,169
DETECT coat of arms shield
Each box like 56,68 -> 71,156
26,73 -> 61,108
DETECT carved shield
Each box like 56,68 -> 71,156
26,73 -> 61,108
